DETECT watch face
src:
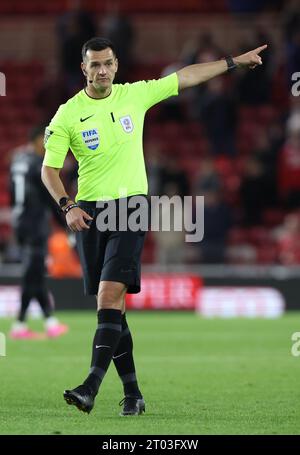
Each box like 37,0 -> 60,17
59,197 -> 69,208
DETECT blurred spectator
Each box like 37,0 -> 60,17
268,120 -> 285,154
185,33 -> 223,66
277,121 -> 300,209
286,29 -> 300,86
287,97 -> 300,134
274,211 -> 300,264
101,2 -> 134,83
283,0 -> 300,38
161,158 -> 190,198
198,189 -> 232,263
145,141 -> 165,196
283,0 -> 300,74
152,182 -> 186,265
37,1 -> 96,116
227,243 -> 257,264
160,42 -> 195,121
239,157 -> 266,225
186,33 -> 224,120
199,77 -> 237,155
146,146 -> 189,197
194,156 -> 221,195
237,31 -> 273,105
35,70 -> 69,122
252,129 -> 279,207
186,36 -> 237,155
57,0 -> 97,95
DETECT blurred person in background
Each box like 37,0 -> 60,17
199,77 -> 238,155
9,125 -> 68,339
35,68 -> 69,123
186,33 -> 224,120
152,182 -> 186,265
283,0 -> 300,42
286,29 -> 300,86
239,124 -> 282,225
161,157 -> 190,198
101,0 -> 134,83
187,34 -> 238,156
144,140 -> 165,196
57,0 -> 97,96
198,189 -> 232,263
159,42 -> 195,121
41,36 -> 267,416
274,211 -> 300,264
251,128 -> 279,207
277,114 -> 300,209
37,0 -> 97,119
237,31 -> 273,105
185,32 -> 223,67
239,156 -> 266,226
194,155 -> 221,195
283,0 -> 300,85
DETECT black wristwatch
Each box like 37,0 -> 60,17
59,196 -> 71,209
224,55 -> 237,72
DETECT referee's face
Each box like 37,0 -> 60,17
82,48 -> 118,92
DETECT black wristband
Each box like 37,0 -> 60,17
63,203 -> 79,214
224,55 -> 237,72
59,196 -> 71,209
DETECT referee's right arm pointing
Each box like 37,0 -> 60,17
177,44 -> 268,90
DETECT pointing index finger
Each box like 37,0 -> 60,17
255,44 -> 268,54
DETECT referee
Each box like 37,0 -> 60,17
41,37 -> 267,415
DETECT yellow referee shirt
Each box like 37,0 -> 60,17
43,73 -> 179,201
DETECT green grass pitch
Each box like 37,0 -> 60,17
0,311 -> 300,435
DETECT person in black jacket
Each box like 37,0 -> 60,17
9,125 -> 68,339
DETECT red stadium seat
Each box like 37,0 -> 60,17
256,245 -> 278,264
262,209 -> 285,228
0,192 -> 10,207
246,227 -> 271,246
227,227 -> 249,245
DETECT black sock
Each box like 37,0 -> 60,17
84,309 -> 122,396
113,313 -> 142,398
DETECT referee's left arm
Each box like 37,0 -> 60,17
177,44 -> 267,90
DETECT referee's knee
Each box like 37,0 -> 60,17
97,281 -> 126,311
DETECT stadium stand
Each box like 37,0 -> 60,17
0,5 -> 296,266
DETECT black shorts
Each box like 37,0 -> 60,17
75,196 -> 148,295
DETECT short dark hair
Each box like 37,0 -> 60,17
28,124 -> 47,142
82,37 -> 116,61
